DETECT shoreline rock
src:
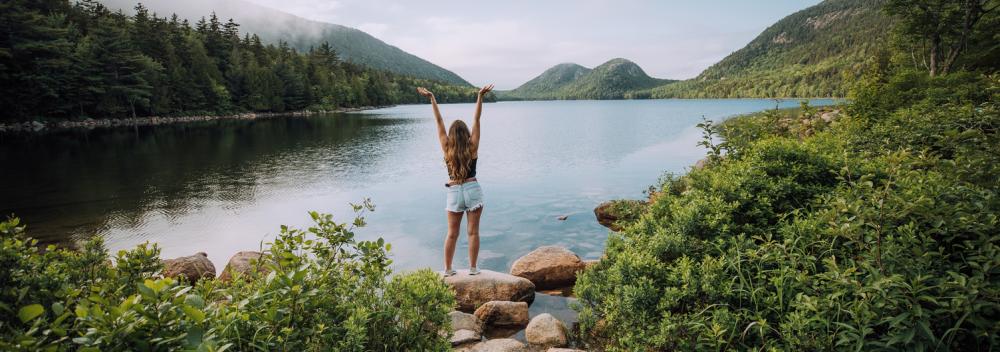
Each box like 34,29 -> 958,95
526,313 -> 569,348
444,270 -> 535,312
0,106 -> 389,133
454,338 -> 527,352
162,252 -> 216,283
449,311 -> 484,346
510,246 -> 586,290
474,301 -> 529,327
593,200 -> 647,231
219,251 -> 270,282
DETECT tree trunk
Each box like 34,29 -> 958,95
941,0 -> 985,75
929,34 -> 941,76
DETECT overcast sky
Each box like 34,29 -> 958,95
241,0 -> 822,89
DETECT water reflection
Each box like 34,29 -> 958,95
0,115 -> 416,244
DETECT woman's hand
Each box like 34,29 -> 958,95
478,84 -> 494,97
417,87 -> 434,98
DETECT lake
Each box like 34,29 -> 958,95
0,98 -> 836,334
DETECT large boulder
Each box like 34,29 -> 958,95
473,301 -> 529,327
454,338 -> 528,352
218,251 -> 270,282
526,313 -> 569,348
593,200 -> 646,231
444,270 -> 535,312
510,246 -> 586,289
162,252 -> 216,283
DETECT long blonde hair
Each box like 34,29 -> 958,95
445,120 -> 474,180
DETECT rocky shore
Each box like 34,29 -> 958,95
152,182 -> 657,351
160,241 -> 597,351
0,106 -> 386,132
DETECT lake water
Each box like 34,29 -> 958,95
0,98 -> 835,336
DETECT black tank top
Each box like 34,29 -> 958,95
448,158 -> 477,180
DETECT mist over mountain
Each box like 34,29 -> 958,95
502,59 -> 674,100
99,0 -> 471,85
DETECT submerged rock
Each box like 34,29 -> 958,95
162,252 -> 216,283
510,246 -> 586,289
444,270 -> 535,312
473,301 -> 529,327
218,251 -> 270,282
526,313 -> 569,348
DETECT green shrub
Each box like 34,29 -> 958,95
575,70 -> 1000,351
0,201 -> 455,351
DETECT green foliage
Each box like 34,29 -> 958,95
885,0 -> 1000,76
0,202 -> 455,351
575,64 -> 1000,350
501,58 -> 675,100
0,1 -> 483,122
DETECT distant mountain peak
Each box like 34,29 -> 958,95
502,58 -> 673,100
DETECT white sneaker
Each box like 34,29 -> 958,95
442,269 -> 457,277
469,267 -> 481,275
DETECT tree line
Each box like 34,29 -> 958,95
0,0 -> 484,122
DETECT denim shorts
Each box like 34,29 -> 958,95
446,181 -> 484,213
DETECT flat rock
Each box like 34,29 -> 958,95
546,349 -> 586,352
454,338 -> 528,352
218,251 -> 270,282
526,313 -> 568,348
445,270 -> 535,312
451,329 -> 481,346
162,252 -> 216,283
510,246 -> 586,289
474,301 -> 529,327
450,311 -> 483,333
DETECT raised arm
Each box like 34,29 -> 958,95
470,84 -> 493,154
417,87 -> 447,151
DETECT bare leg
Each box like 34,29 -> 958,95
444,211 -> 464,271
466,206 -> 483,268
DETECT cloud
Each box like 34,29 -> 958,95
356,22 -> 389,37
388,17 -> 608,88
239,0 -> 817,89
257,0 -> 343,22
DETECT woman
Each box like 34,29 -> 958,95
417,84 -> 494,277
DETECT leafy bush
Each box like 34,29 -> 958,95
0,201 -> 455,351
575,69 -> 1000,350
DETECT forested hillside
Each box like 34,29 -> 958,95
99,0 -> 471,86
502,58 -> 674,100
0,0 -> 481,122
652,0 -> 888,98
